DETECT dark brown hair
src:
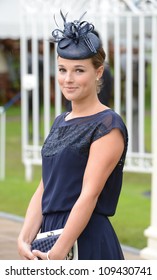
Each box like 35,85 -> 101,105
91,47 -> 106,93
91,47 -> 106,69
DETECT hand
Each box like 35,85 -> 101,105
18,240 -> 38,260
32,250 -> 47,260
32,249 -> 65,260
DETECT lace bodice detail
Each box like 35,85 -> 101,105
41,109 -> 128,164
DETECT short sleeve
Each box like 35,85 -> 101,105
91,110 -> 128,150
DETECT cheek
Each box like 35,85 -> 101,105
83,76 -> 96,89
57,75 -> 64,86
78,76 -> 91,87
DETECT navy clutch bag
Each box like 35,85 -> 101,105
31,228 -> 78,260
31,234 -> 59,253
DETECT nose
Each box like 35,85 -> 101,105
65,72 -> 74,82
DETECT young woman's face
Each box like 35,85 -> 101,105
57,56 -> 103,102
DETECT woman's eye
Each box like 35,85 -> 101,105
76,69 -> 84,73
58,68 -> 66,73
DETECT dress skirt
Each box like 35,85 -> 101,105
41,212 -> 124,260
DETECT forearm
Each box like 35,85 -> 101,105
65,193 -> 97,240
18,179 -> 43,244
49,192 -> 98,259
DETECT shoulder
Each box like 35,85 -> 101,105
92,109 -> 128,146
51,112 -> 66,128
95,109 -> 124,128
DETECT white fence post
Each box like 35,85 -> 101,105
54,45 -> 62,117
140,15 -> 157,260
0,107 -> 6,180
22,74 -> 37,181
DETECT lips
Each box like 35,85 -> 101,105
64,87 -> 78,92
65,87 -> 77,90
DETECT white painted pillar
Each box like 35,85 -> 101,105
126,15 -> 133,154
138,15 -> 145,154
114,15 -> 121,114
43,14 -> 51,139
31,14 -> 39,148
101,16 -> 109,62
140,15 -> 157,260
54,44 -> 62,117
20,5 -> 32,181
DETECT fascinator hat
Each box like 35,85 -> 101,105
51,11 -> 101,59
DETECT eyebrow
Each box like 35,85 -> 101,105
58,64 -> 86,68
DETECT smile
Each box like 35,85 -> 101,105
64,87 -> 78,91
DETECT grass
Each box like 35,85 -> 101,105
111,172 -> 151,249
0,106 -> 40,215
0,105 -> 151,249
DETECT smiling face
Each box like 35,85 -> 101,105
57,56 -> 103,103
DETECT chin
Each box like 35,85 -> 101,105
65,96 -> 73,102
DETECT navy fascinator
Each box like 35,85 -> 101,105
51,10 -> 101,59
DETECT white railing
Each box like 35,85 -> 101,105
0,93 -> 21,180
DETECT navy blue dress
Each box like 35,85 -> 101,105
41,109 -> 128,260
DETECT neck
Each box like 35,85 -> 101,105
67,97 -> 108,119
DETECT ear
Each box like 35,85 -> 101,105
96,65 -> 104,80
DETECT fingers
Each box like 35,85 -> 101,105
32,250 -> 47,260
26,251 -> 39,260
18,240 -> 47,260
18,241 -> 38,260
19,250 -> 38,260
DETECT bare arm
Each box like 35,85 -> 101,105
17,179 -> 44,259
33,129 -> 124,260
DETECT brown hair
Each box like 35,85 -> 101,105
91,47 -> 106,93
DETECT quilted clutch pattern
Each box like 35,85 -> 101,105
31,233 -> 75,260
31,234 -> 59,253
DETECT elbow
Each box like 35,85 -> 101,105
80,191 -> 99,210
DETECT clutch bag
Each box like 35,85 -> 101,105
31,228 -> 78,260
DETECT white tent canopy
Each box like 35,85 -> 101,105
0,0 -> 21,38
0,0 -> 157,39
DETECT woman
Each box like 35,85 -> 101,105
18,11 -> 128,260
